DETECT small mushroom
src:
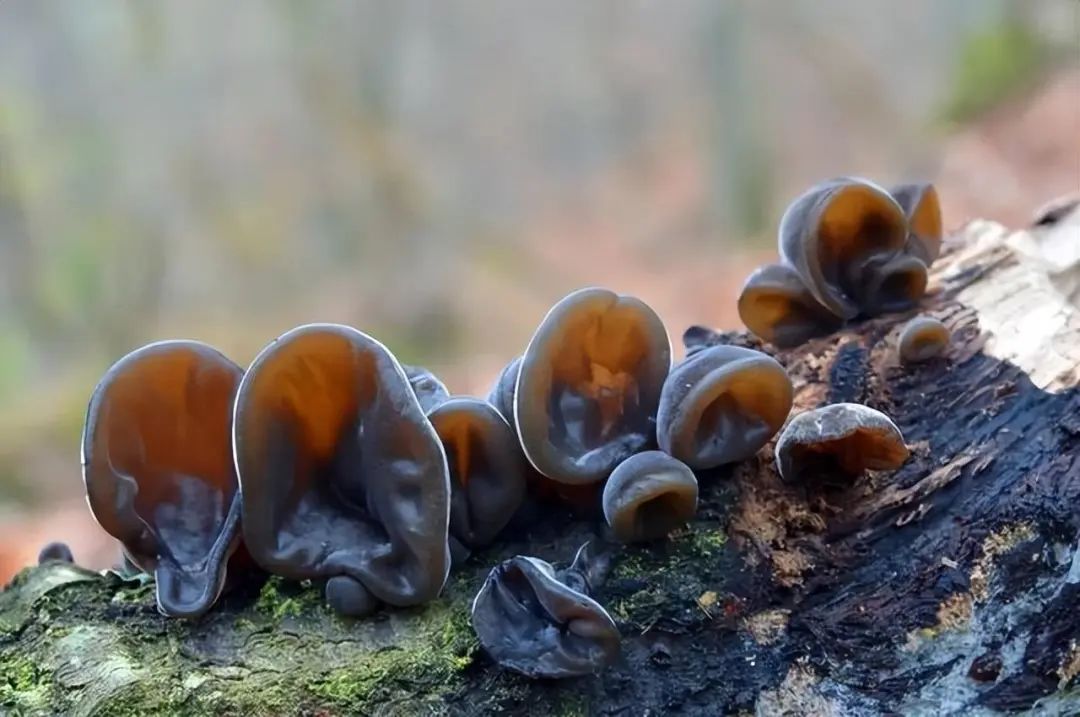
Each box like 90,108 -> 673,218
890,182 -> 943,264
233,323 -> 451,617
779,177 -> 909,320
657,345 -> 793,469
428,397 -> 528,549
37,542 -> 74,565
856,251 -> 928,316
898,316 -> 950,364
515,288 -> 671,485
774,403 -> 909,484
404,364 -> 450,413
81,340 -> 244,618
486,356 -> 522,432
602,451 -> 698,543
737,263 -> 843,348
471,548 -> 621,678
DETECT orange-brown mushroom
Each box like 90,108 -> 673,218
890,182 -> 943,264
602,451 -> 698,543
657,345 -> 793,469
856,251 -> 928,316
779,177 -> 909,320
232,323 -> 451,617
898,316 -> 950,364
775,403 -> 909,484
486,356 -> 522,432
428,397 -> 527,549
737,263 -> 843,348
81,341 -> 244,618
404,364 -> 450,413
38,542 -> 74,565
514,288 -> 671,485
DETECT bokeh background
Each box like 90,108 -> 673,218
1,1 -> 1077,582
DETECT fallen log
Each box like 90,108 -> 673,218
1,210 -> 1078,717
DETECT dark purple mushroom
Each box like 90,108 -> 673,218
81,340 -> 244,618
471,545 -> 621,678
514,288 -> 671,485
486,356 -> 522,432
232,323 -> 451,617
404,364 -> 450,413
428,397 -> 527,549
602,451 -> 698,543
775,403 -> 909,484
37,542 -> 74,565
657,345 -> 793,469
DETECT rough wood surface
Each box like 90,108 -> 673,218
1,216 -> 1078,717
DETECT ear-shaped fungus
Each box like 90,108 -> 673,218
779,177 -> 910,320
890,182 -> 943,264
656,346 -> 793,469
515,288 -> 671,485
428,397 -> 527,549
38,542 -> 74,565
404,364 -> 450,413
471,551 -> 621,678
737,263 -> 844,348
898,315 -> 950,364
602,451 -> 697,543
856,250 -> 928,316
81,341 -> 244,618
232,323 -> 451,616
486,356 -> 522,431
775,403 -> 909,484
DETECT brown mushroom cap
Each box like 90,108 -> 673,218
486,356 -> 522,432
81,340 -> 244,618
601,451 -> 698,543
404,364 -> 450,413
898,316 -> 950,364
774,403 -> 909,484
779,177 -> 909,320
890,182 -> 943,264
232,323 -> 450,616
514,288 -> 671,485
428,397 -> 528,549
657,345 -> 793,469
470,553 -> 621,678
737,263 -> 844,348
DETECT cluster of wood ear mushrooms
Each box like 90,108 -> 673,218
68,176 -> 942,680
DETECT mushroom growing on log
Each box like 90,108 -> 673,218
1,216 -> 1079,716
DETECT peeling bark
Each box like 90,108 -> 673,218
1,216 -> 1079,717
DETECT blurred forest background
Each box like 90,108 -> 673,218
0,1 -> 1077,580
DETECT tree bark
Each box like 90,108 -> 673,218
2,212 -> 1079,717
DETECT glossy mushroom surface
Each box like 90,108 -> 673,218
602,451 -> 698,543
404,364 -> 450,413
81,341 -> 244,618
890,182 -> 943,264
233,323 -> 451,616
898,316 -> 950,364
471,552 -> 621,678
657,346 -> 793,469
737,263 -> 843,348
775,403 -> 909,484
37,542 -> 74,565
855,251 -> 928,316
486,356 -> 522,431
428,397 -> 527,549
779,177 -> 909,320
515,288 -> 671,485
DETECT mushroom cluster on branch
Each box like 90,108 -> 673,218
67,178 -> 940,679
